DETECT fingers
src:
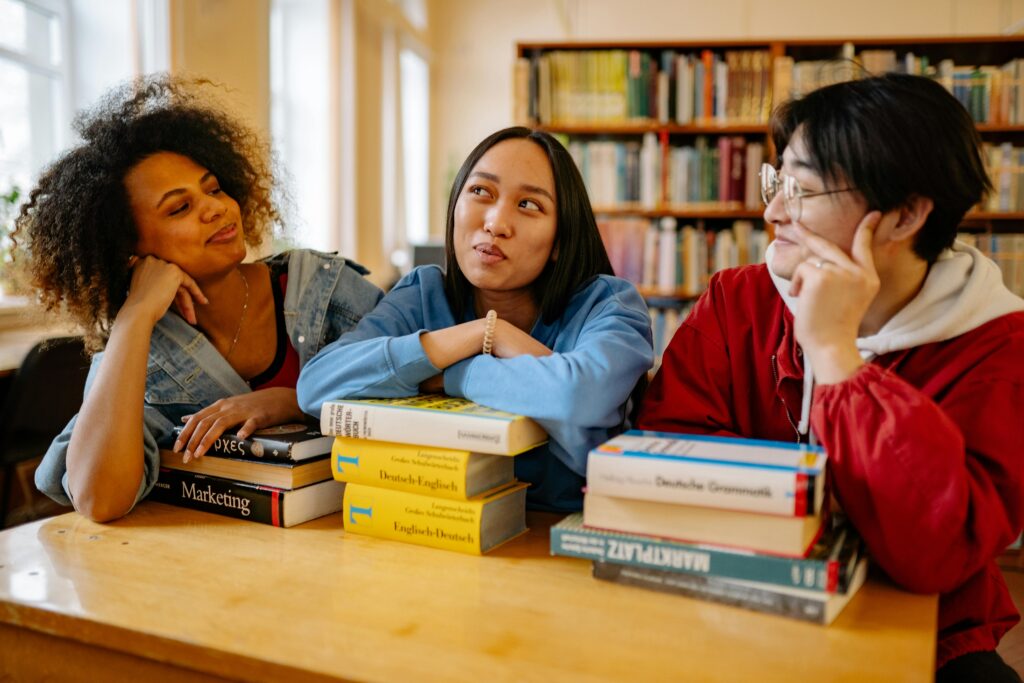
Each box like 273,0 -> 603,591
179,271 -> 209,306
792,224 -> 856,272
187,416 -> 234,460
175,287 -> 198,325
236,417 -> 259,441
851,211 -> 881,272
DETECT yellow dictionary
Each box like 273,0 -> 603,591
331,438 -> 515,500
342,482 -> 529,555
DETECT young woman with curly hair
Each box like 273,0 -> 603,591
19,77 -> 382,522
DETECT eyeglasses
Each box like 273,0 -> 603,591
759,163 -> 856,223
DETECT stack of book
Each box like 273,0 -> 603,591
151,423 -> 344,527
551,431 -> 868,624
318,394 -> 548,555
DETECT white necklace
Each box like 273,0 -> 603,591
226,267 -> 249,358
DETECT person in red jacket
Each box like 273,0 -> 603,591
638,73 -> 1024,681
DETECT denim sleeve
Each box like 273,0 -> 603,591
297,281 -> 440,416
443,286 -> 654,475
34,352 -> 177,510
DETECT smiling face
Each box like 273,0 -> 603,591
765,128 -> 871,280
452,138 -> 559,298
124,151 -> 246,279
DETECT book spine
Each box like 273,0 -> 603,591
320,402 -> 524,455
331,438 -> 479,500
342,483 -> 484,554
592,561 -> 832,624
171,428 -> 294,462
149,468 -> 284,526
586,451 -> 818,516
551,524 -> 839,592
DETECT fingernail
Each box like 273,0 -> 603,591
173,440 -> 182,451
183,453 -> 191,464
181,415 -> 191,422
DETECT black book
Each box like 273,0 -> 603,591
170,422 -> 332,462
149,467 -> 344,527
592,557 -> 869,625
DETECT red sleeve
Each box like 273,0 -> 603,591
637,285 -> 740,437
811,360 -> 1024,594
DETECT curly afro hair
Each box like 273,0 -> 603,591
13,75 -> 281,352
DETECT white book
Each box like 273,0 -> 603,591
320,395 -> 547,456
656,217 -> 678,292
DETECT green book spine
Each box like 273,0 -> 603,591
551,513 -> 858,593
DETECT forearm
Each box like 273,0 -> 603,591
66,310 -> 152,521
420,321 -> 485,368
813,365 -> 1021,593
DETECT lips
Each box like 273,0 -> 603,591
207,223 -> 238,244
474,242 -> 506,263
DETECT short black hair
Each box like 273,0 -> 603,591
443,127 -> 613,323
771,73 -> 991,263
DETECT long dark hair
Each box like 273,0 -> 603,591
442,127 -> 612,323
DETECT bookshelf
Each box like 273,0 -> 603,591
515,36 -> 1024,361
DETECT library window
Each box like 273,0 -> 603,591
400,46 -> 429,246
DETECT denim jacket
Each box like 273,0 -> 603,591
36,249 -> 383,509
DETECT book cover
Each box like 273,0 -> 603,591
149,467 -> 345,527
170,422 -> 332,462
159,449 -> 332,490
320,395 -> 547,456
583,492 -> 825,557
342,481 -> 529,555
586,430 -> 826,516
551,513 -> 860,593
592,557 -> 869,625
331,437 -> 515,500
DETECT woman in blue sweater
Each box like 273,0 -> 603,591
297,127 -> 654,511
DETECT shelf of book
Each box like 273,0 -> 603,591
515,35 -> 1024,359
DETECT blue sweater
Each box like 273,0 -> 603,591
297,265 -> 654,512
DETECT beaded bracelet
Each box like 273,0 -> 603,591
482,309 -> 497,355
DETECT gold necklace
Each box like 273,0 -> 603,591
226,268 -> 249,358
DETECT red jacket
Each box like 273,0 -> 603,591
638,264 -> 1024,669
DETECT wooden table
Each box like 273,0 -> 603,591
0,503 -> 938,682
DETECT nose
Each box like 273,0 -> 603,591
199,192 -> 228,223
484,202 -> 513,237
763,190 -> 788,226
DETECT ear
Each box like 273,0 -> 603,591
887,195 -> 934,244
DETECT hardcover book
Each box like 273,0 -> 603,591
320,394 -> 547,456
159,449 -> 332,490
583,492 -> 825,557
331,437 -> 515,500
149,467 -> 344,527
551,513 -> 860,593
592,557 -> 869,625
342,481 -> 529,554
587,431 -> 826,516
170,422 -> 333,462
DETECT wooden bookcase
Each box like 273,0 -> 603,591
514,36 -> 1024,312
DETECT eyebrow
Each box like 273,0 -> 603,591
468,171 -> 555,203
155,171 -> 215,209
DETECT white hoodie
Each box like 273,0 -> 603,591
765,240 -> 1024,438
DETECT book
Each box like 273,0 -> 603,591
159,449 -> 332,490
331,437 -> 515,500
149,467 -> 345,527
551,513 -> 860,593
586,431 -> 826,516
170,422 -> 332,462
320,395 -> 547,456
342,481 -> 529,554
592,556 -> 869,625
583,492 -> 824,557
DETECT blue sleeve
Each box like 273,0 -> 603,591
34,351 -> 173,510
442,284 -> 654,475
296,274 -> 442,415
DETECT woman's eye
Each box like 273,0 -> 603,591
520,199 -> 541,211
169,203 -> 189,216
470,185 -> 493,198
209,187 -> 222,195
